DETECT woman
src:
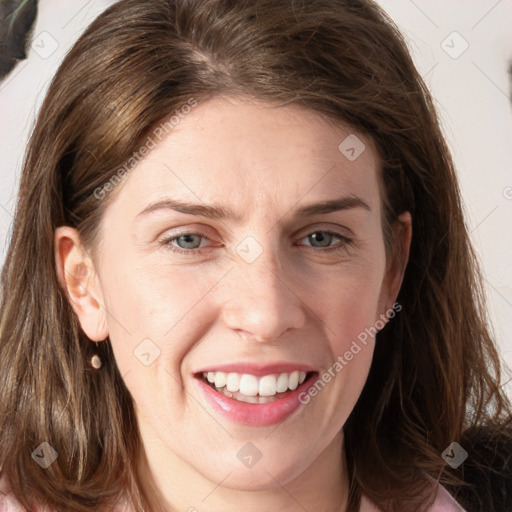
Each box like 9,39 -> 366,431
0,0 -> 510,511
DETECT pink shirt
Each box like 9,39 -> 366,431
359,484 -> 465,511
0,473 -> 465,511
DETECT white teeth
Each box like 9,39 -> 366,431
289,370 -> 299,390
214,372 -> 227,388
259,375 -> 277,396
226,373 -> 241,392
276,373 -> 289,393
239,374 -> 259,396
202,370 -> 310,398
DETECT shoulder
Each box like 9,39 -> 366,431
0,473 -> 26,512
430,484 -> 466,511
0,472 -> 37,512
360,483 -> 466,511
0,472 -> 135,512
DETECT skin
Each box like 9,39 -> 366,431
55,96 -> 411,511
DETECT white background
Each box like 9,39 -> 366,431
0,0 -> 511,395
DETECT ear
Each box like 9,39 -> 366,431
54,226 -> 108,342
377,211 -> 412,317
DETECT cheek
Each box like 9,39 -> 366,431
328,281 -> 382,350
307,259 -> 385,412
98,256 -> 226,386
317,257 -> 386,345
103,253 -> 222,329
301,287 -> 379,437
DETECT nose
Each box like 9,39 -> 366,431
220,248 -> 307,342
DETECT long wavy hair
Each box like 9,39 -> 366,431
1,0 -> 510,511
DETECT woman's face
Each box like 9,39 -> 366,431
59,96 -> 409,497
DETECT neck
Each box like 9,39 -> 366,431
135,427 -> 349,512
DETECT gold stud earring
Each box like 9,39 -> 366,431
91,354 -> 102,369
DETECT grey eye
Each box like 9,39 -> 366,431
306,231 -> 335,248
174,234 -> 203,249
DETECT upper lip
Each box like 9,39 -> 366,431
195,362 -> 317,377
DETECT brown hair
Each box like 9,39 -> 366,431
1,0 -> 510,510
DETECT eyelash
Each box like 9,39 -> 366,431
160,230 -> 353,256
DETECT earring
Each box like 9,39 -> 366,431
91,354 -> 102,369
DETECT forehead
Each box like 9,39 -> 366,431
107,96 -> 381,218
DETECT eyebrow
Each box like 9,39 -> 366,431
296,196 -> 371,216
136,195 -> 371,221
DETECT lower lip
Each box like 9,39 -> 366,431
196,376 -> 315,426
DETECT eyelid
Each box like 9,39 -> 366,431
160,230 -> 213,247
296,230 -> 353,252
157,224 -> 216,243
294,222 -> 355,240
298,230 -> 350,243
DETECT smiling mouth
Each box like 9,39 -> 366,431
199,370 -> 315,404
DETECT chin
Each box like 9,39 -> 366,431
198,455 -> 308,491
